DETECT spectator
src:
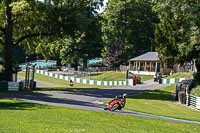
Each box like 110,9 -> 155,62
154,74 -> 157,82
70,80 -> 74,86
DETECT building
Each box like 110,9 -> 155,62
128,52 -> 176,75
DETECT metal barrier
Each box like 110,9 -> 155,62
175,79 -> 193,104
8,82 -> 20,91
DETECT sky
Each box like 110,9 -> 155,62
98,0 -> 108,13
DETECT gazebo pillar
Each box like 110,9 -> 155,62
138,61 -> 141,71
155,62 -> 158,72
150,62 -> 152,72
136,61 -> 138,71
144,62 -> 147,71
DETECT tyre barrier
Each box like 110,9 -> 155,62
176,79 -> 193,105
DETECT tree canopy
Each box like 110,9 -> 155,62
153,0 -> 200,70
0,0 -> 103,79
101,0 -> 158,67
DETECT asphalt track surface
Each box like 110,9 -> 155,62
17,77 -> 57,87
1,80 -> 200,125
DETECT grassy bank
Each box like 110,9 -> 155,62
87,71 -> 153,82
165,73 -> 193,79
120,85 -> 200,122
0,99 -> 200,133
18,72 -> 109,91
191,85 -> 200,96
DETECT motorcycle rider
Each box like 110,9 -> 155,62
104,93 -> 127,110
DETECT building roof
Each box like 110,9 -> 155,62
129,52 -> 160,61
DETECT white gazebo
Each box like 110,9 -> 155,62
128,52 -> 163,75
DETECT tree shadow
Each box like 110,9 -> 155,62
36,87 -> 100,91
0,92 -> 103,110
90,73 -> 103,76
0,99 -> 55,110
128,89 -> 173,101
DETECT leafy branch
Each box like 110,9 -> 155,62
0,26 -> 5,33
14,32 -> 53,46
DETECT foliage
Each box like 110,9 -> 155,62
101,0 -> 158,67
153,0 -> 200,69
0,0 -> 104,79
34,1 -> 104,69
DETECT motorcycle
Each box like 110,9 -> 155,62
104,93 -> 127,111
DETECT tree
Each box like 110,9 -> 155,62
0,0 -> 95,80
47,0 -> 104,70
153,0 -> 200,73
101,0 -> 158,67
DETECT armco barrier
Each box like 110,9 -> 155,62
186,94 -> 200,110
36,70 -> 127,86
161,78 -> 193,84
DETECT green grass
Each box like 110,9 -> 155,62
90,71 -> 153,82
17,72 -> 110,91
165,73 -> 193,79
0,99 -> 200,133
120,84 -> 200,122
191,85 -> 200,96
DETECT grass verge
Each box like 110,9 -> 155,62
0,99 -> 200,133
114,84 -> 200,122
90,71 -> 153,82
17,72 -> 110,91
190,85 -> 200,96
165,73 -> 193,79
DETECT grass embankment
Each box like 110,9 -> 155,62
165,73 -> 193,79
191,86 -> 200,96
18,72 -> 108,91
0,99 -> 200,132
90,71 -> 153,82
119,84 -> 200,122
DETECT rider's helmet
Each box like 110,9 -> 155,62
123,93 -> 127,98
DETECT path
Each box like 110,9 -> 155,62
17,77 -> 57,87
1,80 -> 199,124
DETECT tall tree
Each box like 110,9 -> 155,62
101,0 -> 158,67
153,0 -> 200,73
48,0 -> 104,70
0,0 -> 94,80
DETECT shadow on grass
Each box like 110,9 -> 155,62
36,87 -> 99,91
0,99 -> 55,110
90,73 -> 103,76
128,89 -> 173,101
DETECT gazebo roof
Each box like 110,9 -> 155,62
129,52 -> 160,61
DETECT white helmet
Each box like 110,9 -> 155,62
123,93 -> 127,98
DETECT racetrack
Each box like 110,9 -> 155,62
1,80 -> 200,125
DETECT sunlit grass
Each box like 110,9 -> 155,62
0,99 -> 200,133
18,72 -> 111,91
165,73 -> 193,79
104,84 -> 200,122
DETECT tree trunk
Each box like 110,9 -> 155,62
4,0 -> 13,81
83,57 -> 87,71
193,58 -> 200,85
